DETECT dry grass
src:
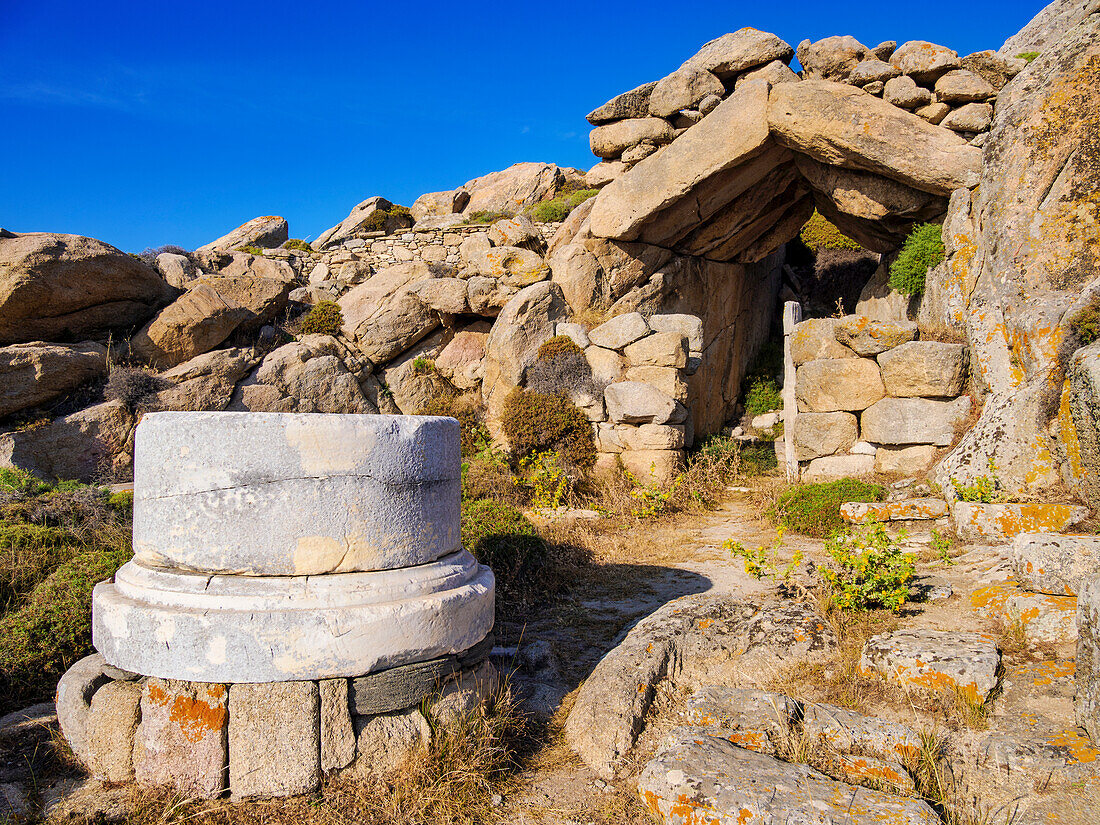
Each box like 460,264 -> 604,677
990,610 -> 1059,664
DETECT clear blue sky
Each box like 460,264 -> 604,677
0,0 -> 1042,252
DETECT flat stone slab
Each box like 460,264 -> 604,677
132,412 -> 461,575
1011,533 -> 1100,596
860,628 -> 1001,701
680,686 -> 799,755
134,679 -> 228,797
970,581 -> 1078,644
801,702 -> 922,762
841,497 -> 948,523
93,551 -> 494,682
952,501 -> 1089,544
638,732 -> 940,824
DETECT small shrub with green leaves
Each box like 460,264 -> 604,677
515,451 -> 570,509
769,479 -> 887,538
888,223 -> 945,296
500,389 -> 596,472
236,244 -> 265,256
525,189 -> 600,223
283,238 -> 313,252
298,300 -> 344,336
744,376 -> 782,417
463,210 -> 513,225
1071,295 -> 1100,346
725,527 -> 804,585
799,211 -> 863,251
950,474 -> 1005,503
819,521 -> 915,612
931,528 -> 956,565
411,357 -> 437,375
420,394 -> 489,459
623,464 -> 684,518
739,442 -> 778,476
460,498 -> 545,604
1016,51 -> 1039,62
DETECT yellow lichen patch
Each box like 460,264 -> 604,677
1059,379 -> 1086,484
697,619 -> 713,630
1019,660 -> 1075,686
722,730 -> 770,753
1048,729 -> 1100,764
839,756 -> 911,790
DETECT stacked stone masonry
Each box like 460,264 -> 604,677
785,313 -> 971,480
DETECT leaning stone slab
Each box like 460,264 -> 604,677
1012,533 -> 1100,596
132,412 -> 462,576
840,498 -> 949,523
638,732 -> 940,825
586,312 -> 649,350
320,679 -> 356,773
1078,577 -> 1100,743
55,654 -> 113,767
94,551 -> 494,682
229,682 -> 320,799
970,582 -> 1078,644
801,702 -> 922,762
860,628 -> 1000,701
133,679 -> 228,797
952,502 -> 1089,544
860,396 -> 971,446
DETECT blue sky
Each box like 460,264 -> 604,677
1,0 -> 1042,252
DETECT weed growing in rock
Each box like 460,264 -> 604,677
769,479 -> 887,538
463,210 -> 513,225
515,451 -> 570,509
1070,294 -> 1100,346
744,376 -> 782,417
949,461 -> 1007,503
1016,51 -> 1039,62
411,356 -> 438,375
103,366 -> 166,412
298,300 -> 343,336
500,389 -> 596,472
283,238 -> 313,252
236,244 -> 265,255
739,442 -> 778,475
889,223 -> 945,296
725,526 -> 804,585
819,521 -> 915,612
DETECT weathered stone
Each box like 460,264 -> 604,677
890,40 -> 961,82
622,332 -> 687,368
585,81 -> 658,125
680,686 -> 799,755
960,50 -> 1026,89
349,656 -> 455,716
648,313 -> 704,352
604,381 -> 684,424
589,117 -> 675,159
407,277 -> 467,316
1013,533 -> 1100,596
935,69 -> 995,103
410,189 -> 469,221
585,345 -> 625,385
840,498 -> 949,523
648,68 -> 725,118
434,330 -> 487,389
0,341 -> 107,417
789,318 -> 857,364
624,366 -> 688,403
481,281 -> 568,408
461,162 -> 584,216
353,707 -> 430,776
883,75 -> 933,109
849,58 -> 900,84
228,682 -> 320,799
198,215 -> 288,252
1001,0 -> 1097,56
619,448 -> 684,483
0,232 -> 175,344
617,423 -> 686,451
466,276 -> 518,317
941,102 -> 994,132
587,312 -> 649,350
952,501 -> 1089,543
1069,342 -> 1100,509
877,340 -> 967,396
875,445 -> 939,474
133,679 -> 228,797
861,629 -> 1001,701
0,399 -> 133,482
1078,576 -> 1100,742
796,35 -> 870,81
916,101 -> 951,124
835,315 -> 918,355
55,654 -> 113,767
681,29 -> 794,79
479,246 -> 549,287
431,661 -> 498,724
588,79 -> 775,241
801,702 -> 922,761
86,681 -> 141,782
487,214 -> 544,251
339,262 -> 439,363
802,453 -> 875,481
638,733 -> 940,825
553,322 -> 590,349
863,80 -> 885,95
130,284 -> 252,369
860,396 -> 971,446
585,160 -> 627,187
793,411 -> 858,460
320,679 -> 356,773
314,196 -> 398,250
154,252 -> 195,289
769,80 -> 982,195
733,59 -> 800,90
796,358 -> 885,412
970,581 -> 1078,643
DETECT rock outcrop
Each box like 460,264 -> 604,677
0,341 -> 108,418
197,216 -> 288,253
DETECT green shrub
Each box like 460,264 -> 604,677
0,523 -> 82,608
420,394 -> 489,459
236,244 -> 265,255
516,451 -> 570,509
740,442 -> 779,476
888,223 -> 945,296
460,498 -> 545,604
770,479 -> 887,538
1016,51 -> 1039,63
411,357 -> 437,375
283,238 -> 313,252
0,469 -> 52,497
108,490 -> 134,514
1071,295 -> 1100,346
745,376 -> 782,417
299,300 -> 344,336
525,189 -> 600,223
463,210 -> 513,225
526,336 -> 596,399
799,211 -> 863,252
500,389 -> 596,471
819,521 -> 915,612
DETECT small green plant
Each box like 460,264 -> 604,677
298,300 -> 344,336
283,238 -> 313,252
460,498 -> 549,607
236,244 -> 265,255
799,211 -> 863,251
725,526 -> 804,584
819,521 -> 915,612
623,465 -> 684,518
515,451 -> 569,509
1016,51 -> 1039,63
1071,295 -> 1100,346
524,189 -> 600,223
930,529 -> 956,565
950,459 -> 1006,503
745,375 -> 782,417
770,479 -> 887,539
411,357 -> 438,375
888,223 -> 945,297
500,389 -> 596,472
740,442 -> 778,476
462,210 -> 513,225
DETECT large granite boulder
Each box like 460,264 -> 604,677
1001,0 -> 1100,55
197,216 -> 288,253
339,262 -> 440,364
586,82 -> 659,125
129,285 -> 253,369
314,197 -> 395,251
152,348 -> 260,411
0,400 -> 134,482
680,29 -> 794,79
0,341 -> 108,418
0,233 -> 176,344
459,162 -> 585,216
796,35 -> 870,81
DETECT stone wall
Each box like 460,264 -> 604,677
785,313 -> 971,480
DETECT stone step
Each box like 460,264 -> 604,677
951,501 -> 1089,543
859,628 -> 1001,701
841,497 -> 949,523
970,580 -> 1078,644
